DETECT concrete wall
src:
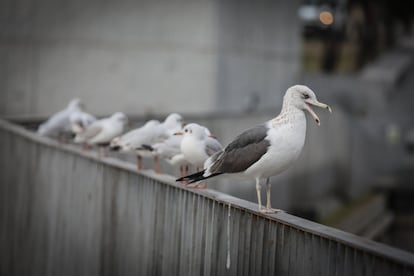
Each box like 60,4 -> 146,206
1,119 -> 414,275
214,0 -> 301,112
0,0 -> 301,118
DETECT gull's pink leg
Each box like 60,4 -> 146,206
192,166 -> 206,189
97,147 -> 102,159
179,165 -> 184,177
180,165 -> 190,185
136,155 -> 142,170
154,155 -> 160,174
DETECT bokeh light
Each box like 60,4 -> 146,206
320,11 -> 334,25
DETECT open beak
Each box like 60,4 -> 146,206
174,131 -> 184,136
304,100 -> 332,126
208,134 -> 217,139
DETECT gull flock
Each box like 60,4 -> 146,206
37,85 -> 332,213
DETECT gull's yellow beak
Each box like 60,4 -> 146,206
304,100 -> 332,125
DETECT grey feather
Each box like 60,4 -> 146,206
209,124 -> 270,173
204,138 -> 223,156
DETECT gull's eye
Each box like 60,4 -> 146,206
184,129 -> 188,133
302,93 -> 310,99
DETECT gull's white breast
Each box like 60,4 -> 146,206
181,137 -> 208,167
244,110 -> 307,178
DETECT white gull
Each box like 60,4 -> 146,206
176,123 -> 223,187
177,85 -> 332,213
148,134 -> 191,177
158,113 -> 184,138
69,110 -> 97,135
109,119 -> 162,170
37,98 -> 84,139
141,113 -> 184,172
74,112 -> 128,156
109,113 -> 184,173
178,123 -> 223,169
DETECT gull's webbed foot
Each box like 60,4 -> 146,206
259,207 -> 284,214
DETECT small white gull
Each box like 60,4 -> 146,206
176,123 -> 223,187
178,123 -> 223,169
109,113 -> 184,173
146,134 -> 191,177
37,98 -> 84,139
109,119 -> 162,170
74,112 -> 128,156
158,113 -> 184,137
147,113 -> 184,172
177,85 -> 332,213
69,110 -> 97,135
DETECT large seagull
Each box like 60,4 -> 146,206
177,85 -> 332,213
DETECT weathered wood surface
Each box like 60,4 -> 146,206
1,119 -> 414,276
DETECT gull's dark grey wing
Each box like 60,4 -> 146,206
209,124 -> 270,174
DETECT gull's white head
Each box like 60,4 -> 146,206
183,123 -> 206,140
111,112 -> 128,125
163,113 -> 184,129
284,85 -> 332,125
175,123 -> 211,141
67,98 -> 84,110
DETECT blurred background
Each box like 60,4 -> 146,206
1,0 -> 414,253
